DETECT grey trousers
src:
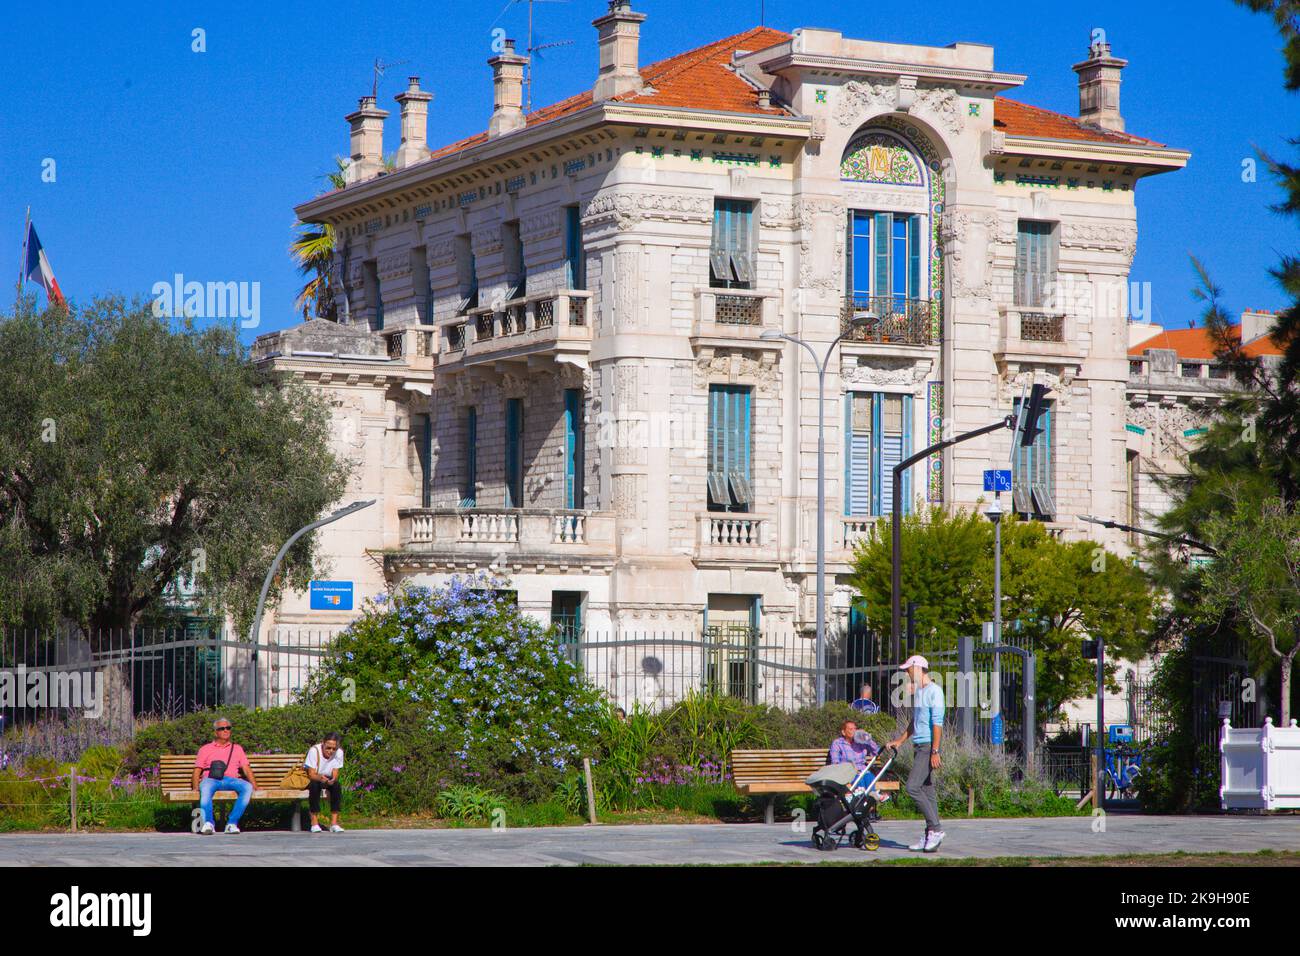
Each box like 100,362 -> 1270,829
906,744 -> 942,831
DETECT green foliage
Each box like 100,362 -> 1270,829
0,297 -> 349,631
433,785 -> 502,822
849,507 -> 1154,724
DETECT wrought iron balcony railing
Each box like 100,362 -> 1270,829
841,296 -> 937,346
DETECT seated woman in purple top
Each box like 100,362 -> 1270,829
828,719 -> 880,772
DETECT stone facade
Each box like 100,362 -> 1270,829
256,17 -> 1189,654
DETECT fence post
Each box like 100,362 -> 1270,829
956,635 -> 973,739
582,757 -> 599,826
70,766 -> 78,833
1023,652 -> 1036,767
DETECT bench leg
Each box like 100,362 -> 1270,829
290,801 -> 302,832
765,796 -> 775,826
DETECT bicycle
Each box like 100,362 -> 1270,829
1103,744 -> 1143,800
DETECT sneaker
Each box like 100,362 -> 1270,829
199,821 -> 215,835
329,824 -> 345,833
223,823 -> 241,834
923,829 -> 946,852
311,824 -> 323,833
908,830 -> 930,851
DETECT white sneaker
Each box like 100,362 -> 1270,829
311,824 -> 323,833
329,824 -> 345,833
223,823 -> 241,834
199,821 -> 215,835
908,830 -> 929,851
923,829 -> 946,852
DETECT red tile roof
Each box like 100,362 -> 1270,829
992,97 -> 1163,147
422,27 -> 1167,164
1129,324 -> 1284,360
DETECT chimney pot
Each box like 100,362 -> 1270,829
592,0 -> 646,102
345,95 -> 390,183
394,76 -> 434,168
1072,30 -> 1127,132
488,40 -> 529,138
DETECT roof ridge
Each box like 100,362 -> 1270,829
624,26 -> 788,95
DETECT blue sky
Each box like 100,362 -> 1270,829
1,0 -> 1293,341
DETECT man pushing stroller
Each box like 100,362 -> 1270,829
888,654 -> 946,852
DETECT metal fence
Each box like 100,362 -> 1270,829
0,626 -> 341,741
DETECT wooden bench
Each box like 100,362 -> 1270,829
731,748 -> 900,824
160,754 -> 311,831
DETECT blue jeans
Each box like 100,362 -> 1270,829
199,776 -> 253,826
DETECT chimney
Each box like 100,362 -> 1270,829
1240,309 -> 1276,346
593,0 -> 646,102
1072,30 -> 1127,131
345,95 -> 390,182
488,39 -> 528,138
394,76 -> 433,169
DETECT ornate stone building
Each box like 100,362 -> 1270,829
255,4 -> 1189,654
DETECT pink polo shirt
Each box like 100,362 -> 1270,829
195,742 -> 251,782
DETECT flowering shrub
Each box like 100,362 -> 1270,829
304,574 -> 607,800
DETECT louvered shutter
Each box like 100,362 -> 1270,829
873,212 -> 891,297
908,214 -> 921,300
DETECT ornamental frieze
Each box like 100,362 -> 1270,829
583,191 -> 712,231
941,210 -> 1000,301
834,80 -> 895,126
1060,222 -> 1138,260
840,357 -> 933,390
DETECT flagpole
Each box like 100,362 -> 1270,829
17,205 -> 30,314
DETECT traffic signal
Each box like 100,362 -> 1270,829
1081,639 -> 1099,660
1019,383 -> 1050,448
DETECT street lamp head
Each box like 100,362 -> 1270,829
758,329 -> 785,341
848,310 -> 877,327
985,497 -> 1003,522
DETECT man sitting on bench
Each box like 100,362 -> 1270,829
191,717 -> 259,835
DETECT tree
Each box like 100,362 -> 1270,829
1198,489 -> 1300,724
849,507 -> 1154,729
289,157 -> 350,321
0,297 -> 350,634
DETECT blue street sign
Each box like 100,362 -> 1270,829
991,713 -> 1004,745
1108,724 -> 1134,744
309,580 -> 354,611
983,469 -> 1012,492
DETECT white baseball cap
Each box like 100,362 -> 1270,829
898,654 -> 929,670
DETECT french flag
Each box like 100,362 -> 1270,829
24,221 -> 66,307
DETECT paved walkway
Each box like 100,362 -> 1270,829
2,815 -> 1297,866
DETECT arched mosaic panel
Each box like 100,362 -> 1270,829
843,118 -> 948,503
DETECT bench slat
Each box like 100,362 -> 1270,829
159,754 -> 311,802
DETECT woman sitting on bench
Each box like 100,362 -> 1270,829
305,733 -> 345,833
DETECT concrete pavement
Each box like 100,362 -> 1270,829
1,815 -> 1297,866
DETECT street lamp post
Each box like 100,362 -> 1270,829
247,499 -> 377,707
761,313 -> 872,707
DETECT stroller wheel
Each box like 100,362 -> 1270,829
849,829 -> 865,849
863,832 -> 880,851
812,828 -> 836,852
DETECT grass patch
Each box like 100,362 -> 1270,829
693,849 -> 1300,868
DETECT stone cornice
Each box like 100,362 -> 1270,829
757,51 -> 1026,93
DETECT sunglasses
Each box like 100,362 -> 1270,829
215,726 -> 232,732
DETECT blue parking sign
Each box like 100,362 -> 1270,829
991,713 -> 1004,745
310,581 -> 353,611
983,469 -> 1012,492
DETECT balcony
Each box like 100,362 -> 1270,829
995,306 -> 1081,367
438,290 -> 593,372
396,507 -> 616,569
379,326 -> 437,369
840,296 -> 938,346
695,513 -> 777,566
691,288 -> 782,351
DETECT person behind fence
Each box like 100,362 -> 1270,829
192,717 -> 258,835
305,733 -> 346,833
888,655 -> 946,853
851,682 -> 879,715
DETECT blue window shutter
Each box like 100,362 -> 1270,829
564,388 -> 584,509
845,211 -> 854,299
907,215 -> 921,300
901,394 -> 913,514
845,393 -> 871,516
891,215 -> 908,306
850,212 -> 872,300
843,394 -> 852,515
565,207 -> 583,290
871,392 -> 883,516
873,213 -> 891,297
505,399 -> 522,508
422,414 -> 433,508
464,408 -> 477,507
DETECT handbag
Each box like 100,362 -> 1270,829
280,747 -> 318,789
207,743 -> 235,781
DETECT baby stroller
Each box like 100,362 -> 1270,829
805,745 -> 896,852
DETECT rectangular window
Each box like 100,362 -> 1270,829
462,407 -> 477,507
363,260 -> 383,331
565,206 -> 585,291
707,384 -> 752,512
505,398 -> 524,508
417,414 -> 432,508
1014,220 -> 1056,309
564,388 -> 584,509
550,591 -> 584,644
456,236 -> 478,311
845,210 -> 922,302
709,199 -> 755,289
844,392 -> 913,517
411,247 -> 431,323
504,221 -> 525,298
1012,398 -> 1054,519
